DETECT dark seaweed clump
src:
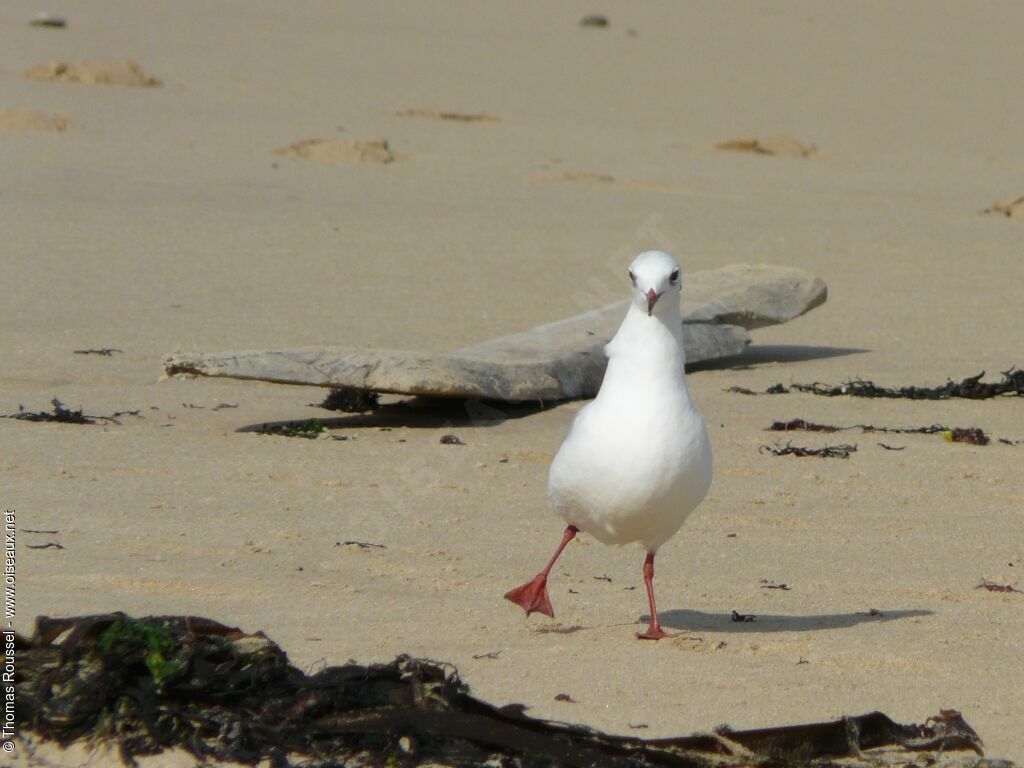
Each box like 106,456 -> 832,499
317,387 -> 380,413
259,418 -> 325,438
2,398 -> 97,424
732,368 -> 1024,400
760,441 -> 858,459
13,613 -> 994,767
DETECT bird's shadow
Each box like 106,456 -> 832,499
649,607 -> 932,634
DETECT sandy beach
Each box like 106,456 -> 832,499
3,1 -> 1023,763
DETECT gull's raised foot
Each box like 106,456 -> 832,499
504,575 -> 554,618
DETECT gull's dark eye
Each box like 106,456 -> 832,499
669,269 -> 680,284
628,270 -> 637,286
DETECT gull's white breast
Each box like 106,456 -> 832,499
547,389 -> 713,552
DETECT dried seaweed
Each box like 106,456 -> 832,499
734,368 -> 1024,400
472,651 -> 501,660
728,384 -> 787,395
863,424 -> 949,435
111,409 -> 143,418
726,386 -> 759,395
14,613 -> 997,767
760,441 -> 857,458
976,580 -> 1022,594
768,420 -> 1014,446
768,420 -> 951,435
259,418 -> 325,438
2,398 -> 93,424
946,427 -> 990,446
440,433 -> 465,445
317,387 -> 380,413
338,540 -> 386,550
73,348 -> 122,356
768,418 -> 840,432
1,398 -> 123,425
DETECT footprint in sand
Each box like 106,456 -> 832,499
716,135 -> 817,158
0,107 -> 70,132
981,194 -> 1024,218
547,170 -> 615,183
23,59 -> 160,87
395,107 -> 498,123
272,138 -> 398,165
534,170 -> 677,193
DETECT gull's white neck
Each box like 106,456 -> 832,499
601,300 -> 692,402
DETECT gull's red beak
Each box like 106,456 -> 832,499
645,288 -> 661,316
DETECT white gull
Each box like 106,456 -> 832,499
505,250 -> 714,639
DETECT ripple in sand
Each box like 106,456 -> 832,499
0,107 -> 70,132
533,170 -> 678,193
716,135 -> 817,158
272,138 -> 397,165
982,193 -> 1024,218
24,58 -> 160,87
538,170 -> 615,183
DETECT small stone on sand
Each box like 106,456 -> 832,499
29,13 -> 66,28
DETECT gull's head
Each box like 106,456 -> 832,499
628,250 -> 682,317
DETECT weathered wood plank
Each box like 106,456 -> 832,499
162,263 -> 825,402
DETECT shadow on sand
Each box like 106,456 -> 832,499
649,607 -> 932,634
237,343 -> 868,433
691,344 -> 869,371
237,397 -> 551,434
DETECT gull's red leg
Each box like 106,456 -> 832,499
637,551 -> 670,640
504,525 -> 578,617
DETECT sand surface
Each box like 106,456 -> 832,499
2,1 -> 1023,763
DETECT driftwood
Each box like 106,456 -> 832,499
13,613 -> 1005,768
164,264 -> 826,402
